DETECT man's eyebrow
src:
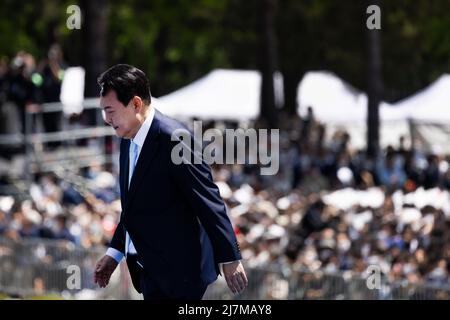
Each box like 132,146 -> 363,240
103,105 -> 113,111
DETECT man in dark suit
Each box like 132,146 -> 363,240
94,64 -> 247,300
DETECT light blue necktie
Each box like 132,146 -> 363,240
125,141 -> 139,257
128,141 -> 139,188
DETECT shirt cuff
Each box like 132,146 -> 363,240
106,247 -> 124,264
219,260 -> 240,275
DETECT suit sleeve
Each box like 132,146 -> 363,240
169,138 -> 242,263
108,138 -> 127,255
109,217 -> 126,255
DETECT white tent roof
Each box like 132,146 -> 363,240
296,71 -> 399,124
297,71 -> 367,123
392,74 -> 450,123
296,71 -> 412,149
156,69 -> 263,121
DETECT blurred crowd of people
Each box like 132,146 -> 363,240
1,97 -> 450,292
0,163 -> 120,248
214,110 -> 450,289
0,44 -> 68,154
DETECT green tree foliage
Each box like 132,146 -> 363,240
1,0 -> 449,103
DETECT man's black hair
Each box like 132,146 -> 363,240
97,64 -> 151,106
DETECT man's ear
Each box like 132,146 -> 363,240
132,96 -> 143,111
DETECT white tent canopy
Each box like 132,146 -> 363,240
392,74 -> 450,124
296,71 -> 402,123
390,74 -> 450,154
296,71 -> 410,149
157,69 -> 263,121
297,71 -> 368,123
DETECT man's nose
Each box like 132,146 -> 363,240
103,112 -> 112,126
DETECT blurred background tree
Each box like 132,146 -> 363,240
1,0 -> 449,116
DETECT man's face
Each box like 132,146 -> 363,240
100,90 -> 140,139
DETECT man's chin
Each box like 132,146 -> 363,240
115,131 -> 131,139
114,130 -> 124,138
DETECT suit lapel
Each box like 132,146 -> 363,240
119,139 -> 130,216
124,109 -> 162,213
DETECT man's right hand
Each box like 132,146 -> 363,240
94,255 -> 118,288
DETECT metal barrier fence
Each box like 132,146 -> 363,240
205,267 -> 450,300
0,237 -> 138,299
0,98 -> 116,185
1,237 -> 450,300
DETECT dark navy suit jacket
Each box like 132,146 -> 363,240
109,109 -> 241,298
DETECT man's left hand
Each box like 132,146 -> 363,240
222,261 -> 248,294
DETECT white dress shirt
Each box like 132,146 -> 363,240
106,106 -> 155,266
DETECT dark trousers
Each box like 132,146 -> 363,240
140,269 -> 208,300
129,254 -> 208,300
